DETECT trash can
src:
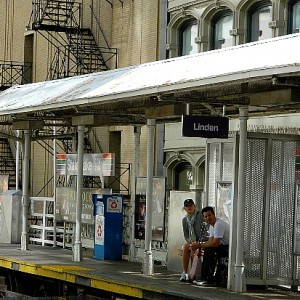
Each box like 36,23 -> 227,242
93,194 -> 123,260
0,190 -> 22,243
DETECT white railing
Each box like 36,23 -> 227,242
29,197 -> 73,248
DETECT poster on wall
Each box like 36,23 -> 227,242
135,177 -> 165,241
55,187 -> 111,224
216,182 -> 232,224
0,175 -> 9,194
94,215 -> 105,245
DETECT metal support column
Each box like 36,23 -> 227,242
53,124 -> 57,247
16,130 -> 20,190
234,106 -> 248,292
142,119 -> 155,275
73,125 -> 84,262
21,130 -> 31,251
129,125 -> 141,261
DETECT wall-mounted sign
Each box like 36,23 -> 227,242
57,153 -> 115,176
182,115 -> 229,139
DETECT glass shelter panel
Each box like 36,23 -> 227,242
222,142 -> 234,181
207,142 -> 234,208
207,143 -> 220,207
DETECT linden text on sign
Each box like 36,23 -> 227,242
182,115 -> 229,139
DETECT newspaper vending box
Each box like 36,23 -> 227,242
93,194 -> 123,260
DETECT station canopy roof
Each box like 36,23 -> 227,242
0,33 -> 300,128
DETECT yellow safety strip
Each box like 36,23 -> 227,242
0,257 -> 163,299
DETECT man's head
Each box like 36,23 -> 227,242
183,198 -> 196,215
202,206 -> 216,226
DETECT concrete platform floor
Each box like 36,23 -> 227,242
0,244 -> 299,300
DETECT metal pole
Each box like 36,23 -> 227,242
186,103 -> 190,115
129,125 -> 141,261
142,119 -> 155,275
21,130 -> 31,251
53,124 -> 57,247
234,106 -> 248,292
73,125 -> 84,262
15,130 -> 20,190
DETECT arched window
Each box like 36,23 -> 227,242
288,0 -> 300,33
179,19 -> 198,56
248,2 -> 272,42
211,10 -> 233,50
175,162 -> 193,191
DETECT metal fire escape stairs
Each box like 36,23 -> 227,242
31,0 -> 117,79
0,137 -> 21,190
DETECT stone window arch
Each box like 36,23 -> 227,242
167,9 -> 200,58
174,161 -> 193,191
288,0 -> 300,33
201,4 -> 234,51
211,9 -> 234,49
179,19 -> 198,56
247,1 -> 273,42
164,151 -> 206,193
236,0 -> 272,43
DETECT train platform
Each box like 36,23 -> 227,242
0,243 -> 299,300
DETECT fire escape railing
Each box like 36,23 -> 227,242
0,61 -> 32,90
30,0 -> 118,80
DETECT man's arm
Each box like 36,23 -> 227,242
200,237 -> 221,248
190,237 -> 221,251
182,218 -> 190,243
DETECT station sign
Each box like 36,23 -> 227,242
182,115 -> 229,139
56,153 -> 115,176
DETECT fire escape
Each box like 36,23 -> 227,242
0,62 -> 30,188
30,0 -> 118,79
27,0 -> 124,194
0,62 -> 32,91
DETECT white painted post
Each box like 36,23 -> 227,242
73,125 -> 84,262
21,130 -> 31,251
53,123 -> 57,247
15,130 -> 20,190
234,106 -> 248,292
129,126 -> 141,261
142,119 -> 155,275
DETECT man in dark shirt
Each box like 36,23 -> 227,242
180,199 -> 207,282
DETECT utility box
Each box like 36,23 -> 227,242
93,194 -> 123,260
0,190 -> 22,243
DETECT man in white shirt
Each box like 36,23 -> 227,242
191,206 -> 230,286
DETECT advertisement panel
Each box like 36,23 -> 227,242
135,177 -> 165,241
55,187 -> 111,224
